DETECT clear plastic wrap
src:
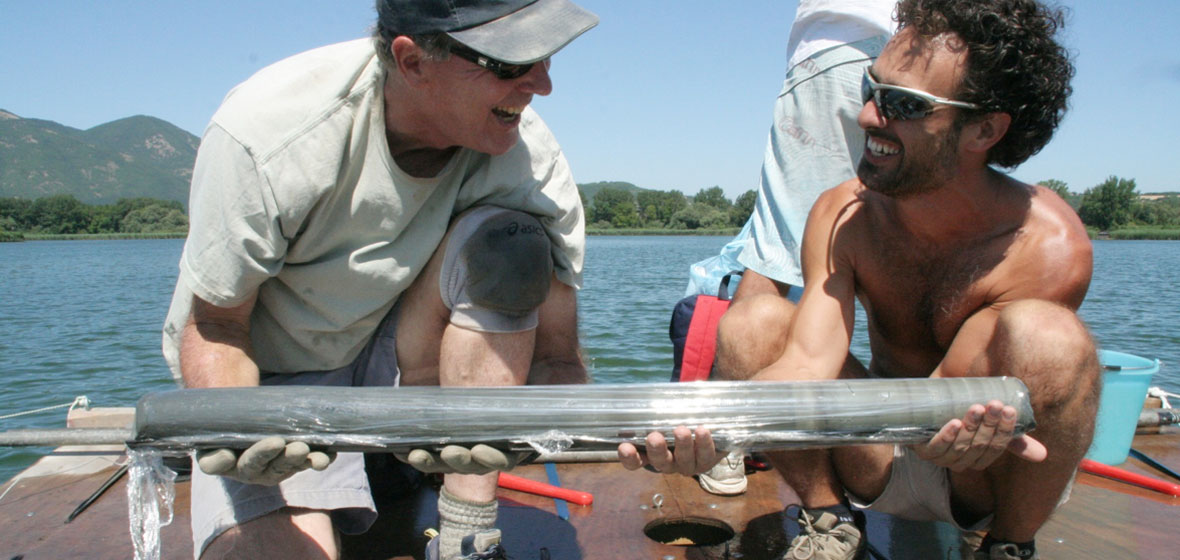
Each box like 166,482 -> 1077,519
132,377 -> 1034,456
126,449 -> 176,560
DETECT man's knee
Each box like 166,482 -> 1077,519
995,300 -> 1094,364
715,293 -> 794,379
203,508 -> 339,559
440,206 -> 553,333
719,293 -> 791,336
993,300 -> 1100,407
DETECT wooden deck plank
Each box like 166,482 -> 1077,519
1035,426 -> 1180,558
0,452 -> 192,560
2,427 -> 1175,559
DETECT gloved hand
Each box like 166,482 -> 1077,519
196,436 -> 335,486
396,444 -> 528,474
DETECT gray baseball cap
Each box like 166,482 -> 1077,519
377,0 -> 599,64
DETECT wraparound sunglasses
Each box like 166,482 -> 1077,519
861,69 -> 981,120
448,42 -> 537,80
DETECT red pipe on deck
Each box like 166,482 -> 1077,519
498,472 -> 594,505
1079,459 -> 1180,497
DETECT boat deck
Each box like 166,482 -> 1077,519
1,424 -> 1176,559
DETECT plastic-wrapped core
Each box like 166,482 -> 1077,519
132,377 -> 1034,455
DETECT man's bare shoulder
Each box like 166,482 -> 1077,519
816,179 -> 866,204
811,179 -> 870,226
1001,181 -> 1093,309
1025,181 -> 1091,261
804,179 -> 888,254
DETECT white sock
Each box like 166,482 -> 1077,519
437,487 -> 497,559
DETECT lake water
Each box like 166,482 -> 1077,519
1,237 -> 1177,482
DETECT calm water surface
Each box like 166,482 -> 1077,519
1,237 -> 1177,481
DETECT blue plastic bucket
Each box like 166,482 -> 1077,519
1084,350 -> 1160,465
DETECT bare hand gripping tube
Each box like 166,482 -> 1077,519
131,377 -> 1034,456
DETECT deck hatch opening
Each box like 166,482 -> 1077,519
643,516 -> 735,547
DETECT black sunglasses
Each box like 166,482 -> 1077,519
447,42 -> 536,80
861,69 -> 981,121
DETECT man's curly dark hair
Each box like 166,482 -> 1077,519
896,0 -> 1074,168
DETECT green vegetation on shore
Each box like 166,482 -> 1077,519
581,182 -> 756,232
1098,226 -> 1180,240
581,176 -> 1180,240
1043,176 -> 1180,240
0,195 -> 187,240
20,232 -> 187,241
586,227 -> 742,236
4,176 -> 1180,243
7,227 -> 1177,242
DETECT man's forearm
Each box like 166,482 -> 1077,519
179,294 -> 261,388
179,321 -> 261,387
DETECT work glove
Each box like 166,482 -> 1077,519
196,436 -> 335,486
396,444 -> 529,474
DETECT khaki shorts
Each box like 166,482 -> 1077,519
189,305 -> 403,558
846,445 -> 1073,531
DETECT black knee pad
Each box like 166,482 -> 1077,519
440,207 -> 553,332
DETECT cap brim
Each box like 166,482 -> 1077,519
447,0 -> 599,64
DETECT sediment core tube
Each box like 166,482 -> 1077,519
131,377 -> 1035,456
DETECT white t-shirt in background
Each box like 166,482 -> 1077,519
786,0 -> 898,68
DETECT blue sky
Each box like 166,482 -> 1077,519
2,1 -> 1176,199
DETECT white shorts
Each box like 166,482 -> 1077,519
847,445 -> 1074,531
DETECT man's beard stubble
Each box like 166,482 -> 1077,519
857,121 -> 962,199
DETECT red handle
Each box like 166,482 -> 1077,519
1079,458 -> 1180,497
497,472 -> 594,505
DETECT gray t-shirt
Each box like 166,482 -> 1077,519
163,39 -> 584,377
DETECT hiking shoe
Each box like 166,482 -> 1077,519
973,541 -> 1038,560
698,451 -> 747,495
783,507 -> 866,560
424,528 -> 507,560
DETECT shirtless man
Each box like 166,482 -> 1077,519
685,1 -> 1097,559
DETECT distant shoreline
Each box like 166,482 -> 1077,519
2,229 -> 746,241
1089,227 -> 1180,241
0,232 -> 187,242
585,227 -> 741,236
4,228 -> 1180,242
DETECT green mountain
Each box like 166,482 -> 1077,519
577,180 -> 651,201
0,109 -> 675,210
0,109 -> 198,205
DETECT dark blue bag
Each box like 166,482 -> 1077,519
670,272 -> 740,382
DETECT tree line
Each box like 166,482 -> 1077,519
583,186 -> 757,230
585,176 -> 1179,236
2,175 -> 1174,240
0,195 -> 188,237
1041,176 -> 1180,233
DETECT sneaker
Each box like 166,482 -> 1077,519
973,541 -> 1038,560
424,528 -> 507,560
783,507 -> 865,560
959,531 -> 984,560
698,451 -> 748,495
